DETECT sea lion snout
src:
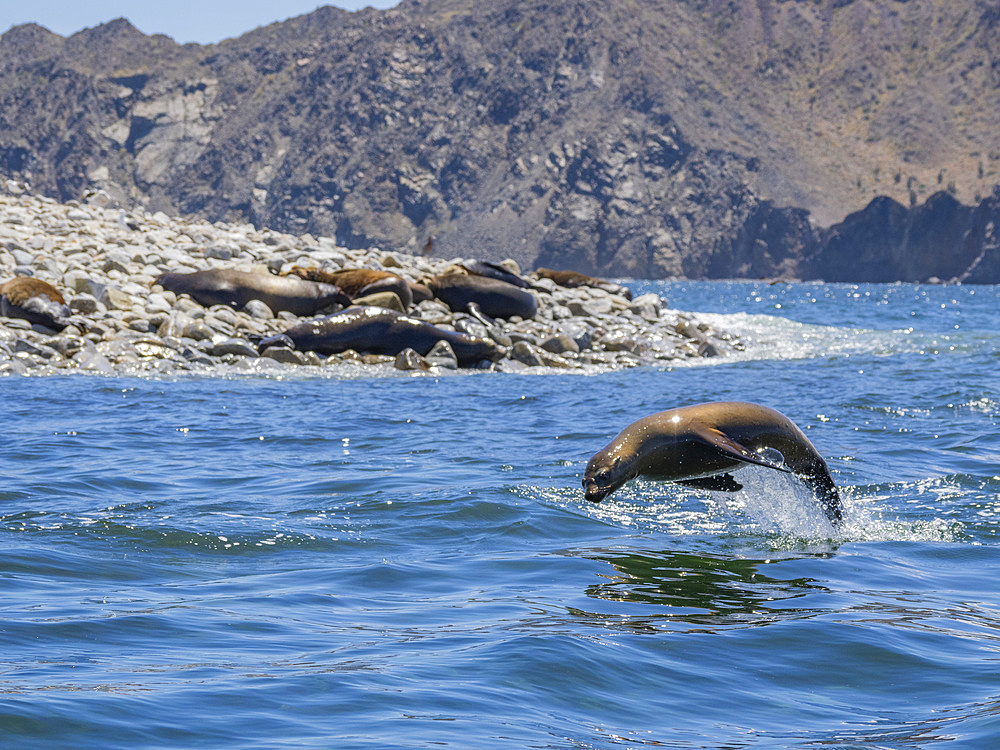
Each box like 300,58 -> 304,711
583,455 -> 621,503
583,481 -> 610,503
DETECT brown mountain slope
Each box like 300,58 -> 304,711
0,0 -> 997,279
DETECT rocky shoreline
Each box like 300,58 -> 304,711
0,184 -> 743,377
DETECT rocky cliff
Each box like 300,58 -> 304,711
811,188 -> 1000,283
0,0 -> 998,280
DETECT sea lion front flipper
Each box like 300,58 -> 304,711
466,301 -> 497,328
693,426 -> 793,474
675,474 -> 744,492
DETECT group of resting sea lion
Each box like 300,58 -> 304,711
150,261 -> 622,365
2,260 -> 631,362
2,262 -> 842,525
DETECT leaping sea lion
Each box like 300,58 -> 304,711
282,266 -> 416,309
0,277 -> 73,331
583,401 -> 841,523
153,268 -> 351,317
258,306 -> 502,367
533,268 -> 633,300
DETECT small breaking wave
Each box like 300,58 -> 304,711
693,310 -> 991,365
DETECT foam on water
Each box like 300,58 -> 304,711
689,310 -> 988,366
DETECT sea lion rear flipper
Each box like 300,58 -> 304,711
801,468 -> 843,524
694,426 -> 793,474
255,333 -> 295,353
675,474 -> 744,492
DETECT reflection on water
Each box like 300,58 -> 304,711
572,548 -> 830,632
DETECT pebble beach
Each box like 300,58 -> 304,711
0,182 -> 742,377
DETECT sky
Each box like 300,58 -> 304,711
0,1 -> 402,45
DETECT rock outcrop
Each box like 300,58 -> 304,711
0,184 -> 745,377
810,188 -> 1000,284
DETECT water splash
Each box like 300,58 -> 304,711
526,465 -> 968,550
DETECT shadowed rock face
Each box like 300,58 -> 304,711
809,188 -> 1000,284
1,0 -> 999,280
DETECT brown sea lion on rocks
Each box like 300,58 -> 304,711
425,273 -> 538,320
0,277 -> 73,331
153,268 -> 350,317
534,268 -> 633,300
583,401 -> 841,523
258,306 -> 502,367
282,266 -> 415,309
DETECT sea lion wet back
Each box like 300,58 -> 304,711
153,268 -> 350,317
583,401 -> 841,523
258,306 -> 502,367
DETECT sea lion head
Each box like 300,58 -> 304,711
582,444 -> 635,503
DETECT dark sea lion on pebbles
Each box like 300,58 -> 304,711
153,268 -> 350,317
425,273 -> 538,320
583,401 -> 841,523
258,306 -> 502,367
283,266 -> 415,309
534,268 -> 633,300
0,277 -> 73,330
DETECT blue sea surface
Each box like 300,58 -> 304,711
4,281 -> 1000,749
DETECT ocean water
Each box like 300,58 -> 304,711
4,281 -> 1000,749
